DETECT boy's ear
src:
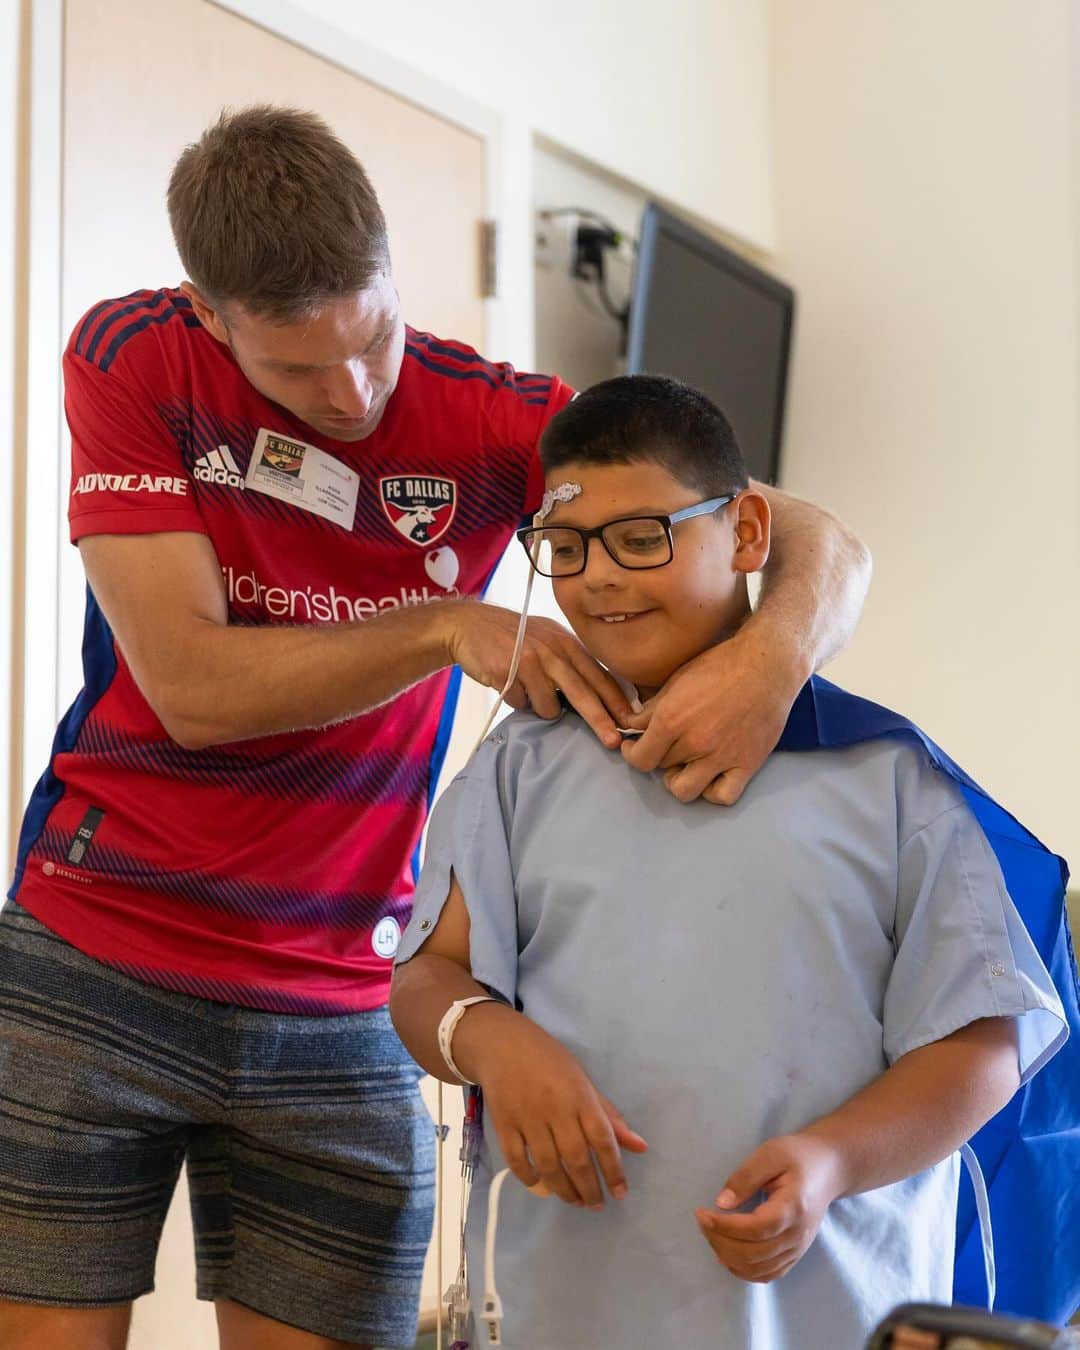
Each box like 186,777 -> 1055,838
731,490 -> 771,574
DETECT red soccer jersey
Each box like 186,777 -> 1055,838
9,287 -> 572,1012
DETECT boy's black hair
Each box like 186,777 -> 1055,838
539,374 -> 749,496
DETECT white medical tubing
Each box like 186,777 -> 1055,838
435,508 -> 552,1344
471,563 -> 537,749
481,1167 -> 512,1344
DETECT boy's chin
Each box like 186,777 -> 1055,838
602,658 -> 678,699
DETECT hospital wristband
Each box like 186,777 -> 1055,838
437,996 -> 500,1085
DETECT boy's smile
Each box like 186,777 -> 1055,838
545,461 -> 769,698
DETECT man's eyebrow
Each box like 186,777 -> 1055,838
262,320 -> 398,371
264,358 -> 327,372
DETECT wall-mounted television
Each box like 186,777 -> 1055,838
626,202 -> 795,485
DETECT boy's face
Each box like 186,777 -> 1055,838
545,459 -> 770,696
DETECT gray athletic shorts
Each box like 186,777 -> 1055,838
0,902 -> 435,1346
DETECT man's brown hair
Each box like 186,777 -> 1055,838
167,105 -> 390,321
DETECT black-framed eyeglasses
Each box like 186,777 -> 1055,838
516,494 -> 738,579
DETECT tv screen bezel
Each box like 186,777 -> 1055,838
626,202 -> 796,485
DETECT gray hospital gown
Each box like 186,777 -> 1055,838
397,710 -> 1064,1350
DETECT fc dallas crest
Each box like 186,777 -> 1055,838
379,475 -> 457,546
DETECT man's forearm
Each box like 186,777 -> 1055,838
157,599 -> 460,749
750,482 -> 872,678
802,1018 -> 1019,1197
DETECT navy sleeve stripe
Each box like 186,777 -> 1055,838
73,290 -> 146,358
83,290 -> 173,367
406,329 -> 505,379
97,310 -> 203,374
405,344 -> 502,389
407,330 -> 555,397
405,345 -> 553,405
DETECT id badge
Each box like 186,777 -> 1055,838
246,428 -> 359,529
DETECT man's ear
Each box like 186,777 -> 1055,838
731,490 -> 771,574
179,281 -> 230,345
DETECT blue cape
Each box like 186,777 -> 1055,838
778,677 -> 1078,1323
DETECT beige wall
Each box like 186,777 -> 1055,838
770,0 -> 1080,866
281,0 -> 775,251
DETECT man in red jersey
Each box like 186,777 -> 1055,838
1,108 -> 870,1350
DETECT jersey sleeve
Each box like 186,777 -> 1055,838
482,369 -> 576,519
396,732 -> 519,1005
65,347 -> 207,543
884,763 -> 1066,1085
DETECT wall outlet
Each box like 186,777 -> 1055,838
534,210 -> 580,273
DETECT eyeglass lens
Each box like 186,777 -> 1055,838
525,518 -> 671,576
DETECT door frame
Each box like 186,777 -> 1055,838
17,0 -> 64,837
17,0 -> 535,824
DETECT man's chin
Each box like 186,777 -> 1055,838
310,414 -> 381,442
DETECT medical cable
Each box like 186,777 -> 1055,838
469,480 -> 582,747
435,518 -> 537,1348
479,1167 -> 512,1345
436,483 -> 582,1347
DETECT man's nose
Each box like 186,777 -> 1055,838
325,362 -> 373,417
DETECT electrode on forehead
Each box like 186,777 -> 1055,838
535,481 -> 582,524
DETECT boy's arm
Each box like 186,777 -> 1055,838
390,875 -> 647,1207
798,1015 -> 1019,1194
698,1017 -> 1018,1283
621,484 -> 872,805
389,875 -> 500,1082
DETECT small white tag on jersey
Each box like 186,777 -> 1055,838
371,916 -> 402,959
247,428 -> 359,529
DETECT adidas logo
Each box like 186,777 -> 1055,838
194,445 -> 245,489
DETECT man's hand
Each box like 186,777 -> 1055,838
441,599 -> 632,751
461,1007 -> 648,1208
619,630 -> 803,805
619,478 -> 870,806
695,1133 -> 843,1283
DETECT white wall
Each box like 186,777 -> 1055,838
533,143 -> 643,390
770,0 -> 1080,864
280,0 -> 775,254
0,3 -> 23,889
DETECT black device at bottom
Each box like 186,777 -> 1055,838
866,1302 -> 1073,1349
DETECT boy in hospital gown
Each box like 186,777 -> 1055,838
391,376 -> 1065,1350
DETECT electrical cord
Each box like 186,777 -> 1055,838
595,266 -> 630,324
538,206 -> 636,340
435,528 -> 543,1347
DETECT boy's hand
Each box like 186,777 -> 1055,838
694,1133 -> 844,1283
464,1011 -> 648,1208
619,631 -> 800,806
